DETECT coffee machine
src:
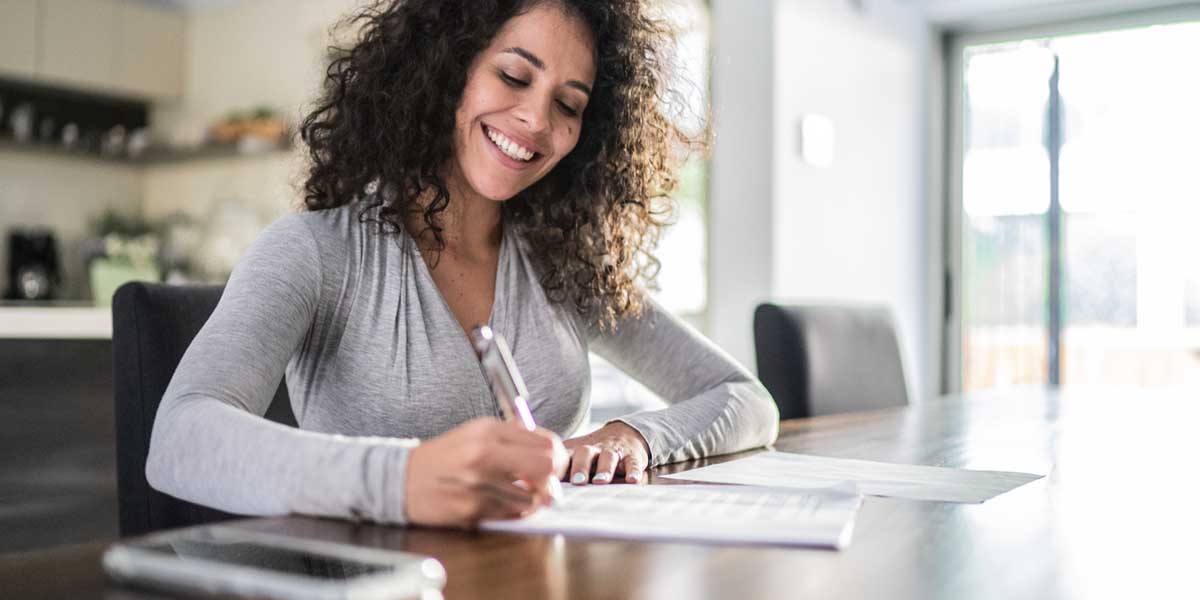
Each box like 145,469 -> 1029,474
5,229 -> 61,301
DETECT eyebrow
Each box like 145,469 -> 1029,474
501,46 -> 592,96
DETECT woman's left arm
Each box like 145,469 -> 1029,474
567,293 -> 780,482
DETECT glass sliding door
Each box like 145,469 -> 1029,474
1056,22 -> 1200,388
959,19 -> 1200,391
960,44 -> 1054,390
650,0 -> 710,319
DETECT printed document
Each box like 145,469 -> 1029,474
662,452 -> 1042,503
482,483 -> 862,549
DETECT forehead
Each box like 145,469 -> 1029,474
490,4 -> 596,84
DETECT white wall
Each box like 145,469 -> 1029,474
708,0 -> 777,371
142,154 -> 297,222
770,0 -> 935,402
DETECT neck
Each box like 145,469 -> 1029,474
405,168 -> 503,259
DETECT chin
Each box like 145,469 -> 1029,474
469,176 -> 525,203
477,187 -> 520,203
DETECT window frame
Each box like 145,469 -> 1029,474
943,4 -> 1200,392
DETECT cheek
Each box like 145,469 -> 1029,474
455,80 -> 490,131
552,128 -> 582,163
558,117 -> 581,150
452,106 -> 472,150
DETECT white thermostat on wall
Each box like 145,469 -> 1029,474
798,114 -> 835,168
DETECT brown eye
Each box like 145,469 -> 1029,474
500,72 -> 528,87
557,100 -> 579,118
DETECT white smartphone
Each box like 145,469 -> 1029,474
103,525 -> 446,600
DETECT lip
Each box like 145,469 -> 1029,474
481,123 -> 543,170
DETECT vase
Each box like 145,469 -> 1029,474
90,259 -> 159,307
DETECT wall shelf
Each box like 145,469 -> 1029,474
137,141 -> 295,166
0,137 -> 293,168
0,138 -> 135,166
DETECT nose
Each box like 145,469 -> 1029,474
512,94 -> 553,138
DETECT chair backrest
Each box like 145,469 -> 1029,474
753,302 -> 908,419
111,282 -> 296,537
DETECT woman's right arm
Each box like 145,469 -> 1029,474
145,215 -> 564,526
145,214 -> 419,522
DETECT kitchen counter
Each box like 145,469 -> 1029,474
0,304 -> 110,339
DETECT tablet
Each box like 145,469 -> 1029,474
103,525 -> 446,600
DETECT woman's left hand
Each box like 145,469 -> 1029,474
561,422 -> 651,485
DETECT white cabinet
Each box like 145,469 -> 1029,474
116,0 -> 186,99
17,0 -> 185,99
40,0 -> 120,91
0,0 -> 39,77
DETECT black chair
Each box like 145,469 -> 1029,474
112,282 -> 296,537
753,302 -> 908,420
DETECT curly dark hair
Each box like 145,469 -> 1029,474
300,0 -> 702,330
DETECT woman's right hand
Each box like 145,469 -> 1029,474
404,418 -> 567,528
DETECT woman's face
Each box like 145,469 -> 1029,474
448,4 -> 596,203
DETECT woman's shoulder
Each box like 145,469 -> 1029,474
260,202 -> 389,256
280,202 -> 370,240
247,200 -> 413,292
234,205 -> 356,281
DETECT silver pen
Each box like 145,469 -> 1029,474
470,325 -> 564,504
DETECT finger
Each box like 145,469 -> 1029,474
621,453 -> 648,484
545,432 -> 569,476
568,445 -> 599,485
435,474 -> 534,526
477,441 -> 558,485
472,478 -> 539,520
518,475 -> 559,508
494,423 -> 562,450
493,424 -> 569,476
473,494 -> 527,523
591,449 -> 621,485
454,472 -> 537,506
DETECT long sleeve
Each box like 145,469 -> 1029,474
144,214 -> 416,524
589,294 -> 780,467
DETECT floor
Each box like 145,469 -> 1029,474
0,340 -> 118,554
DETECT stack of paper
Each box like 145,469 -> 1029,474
661,452 -> 1043,503
482,483 -> 862,549
483,452 -> 1042,550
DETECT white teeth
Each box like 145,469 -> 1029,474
485,127 -> 534,162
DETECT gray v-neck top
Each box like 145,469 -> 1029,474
146,202 -> 779,524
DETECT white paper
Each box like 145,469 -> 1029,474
481,483 -> 862,549
661,452 -> 1043,503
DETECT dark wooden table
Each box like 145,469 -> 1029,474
4,388 -> 1197,599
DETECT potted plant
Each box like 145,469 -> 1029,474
88,210 -> 161,307
209,105 -> 290,153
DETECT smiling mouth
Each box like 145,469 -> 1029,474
482,124 -> 542,164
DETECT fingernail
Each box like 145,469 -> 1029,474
627,471 -> 640,483
571,472 -> 587,485
593,472 -> 609,482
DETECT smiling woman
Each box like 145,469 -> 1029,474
144,0 -> 779,531
301,0 -> 692,331
452,13 -> 596,203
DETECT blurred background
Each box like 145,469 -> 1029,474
1,0 -> 1197,552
